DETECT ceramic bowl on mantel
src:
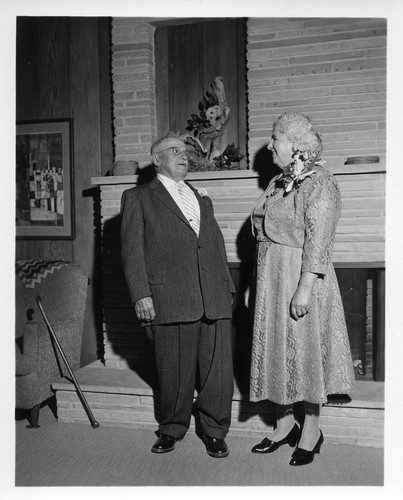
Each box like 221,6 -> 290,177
344,156 -> 379,165
111,161 -> 139,176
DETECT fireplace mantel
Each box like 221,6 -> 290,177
92,164 -> 385,265
92,169 -> 261,186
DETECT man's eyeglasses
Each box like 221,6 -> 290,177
157,147 -> 188,157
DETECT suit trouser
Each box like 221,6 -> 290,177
152,316 -> 233,440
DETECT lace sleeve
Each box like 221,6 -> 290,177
301,173 -> 341,276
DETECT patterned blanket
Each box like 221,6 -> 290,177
15,260 -> 69,289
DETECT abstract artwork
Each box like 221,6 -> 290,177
16,120 -> 73,238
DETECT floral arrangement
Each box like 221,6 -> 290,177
185,77 -> 244,171
213,143 -> 244,170
186,92 -> 218,137
183,136 -> 243,171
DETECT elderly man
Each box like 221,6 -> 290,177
120,135 -> 235,458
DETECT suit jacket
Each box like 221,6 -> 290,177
120,176 -> 235,325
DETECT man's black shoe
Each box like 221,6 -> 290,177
203,435 -> 229,458
151,434 -> 177,454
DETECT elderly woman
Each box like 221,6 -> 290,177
249,111 -> 354,466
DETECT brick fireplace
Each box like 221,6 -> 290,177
93,169 -> 384,380
96,17 -> 385,379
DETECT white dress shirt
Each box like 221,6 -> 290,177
157,173 -> 201,227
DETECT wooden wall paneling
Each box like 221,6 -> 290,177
31,17 -> 72,260
201,19 -> 247,169
156,19 -> 247,168
16,17 -> 73,262
16,18 -> 40,121
69,18 -> 104,365
168,23 -> 203,135
201,20 -> 237,152
37,17 -> 70,119
236,19 -> 248,169
155,26 -> 170,138
16,17 -> 113,365
15,240 -> 44,262
69,17 -> 103,265
98,17 -> 114,175
15,240 -> 72,264
42,240 -> 73,261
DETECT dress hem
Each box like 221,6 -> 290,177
249,388 -> 353,406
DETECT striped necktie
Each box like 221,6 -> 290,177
177,182 -> 200,235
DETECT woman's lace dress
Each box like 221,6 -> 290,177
249,165 -> 355,405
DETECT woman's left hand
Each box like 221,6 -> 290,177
290,272 -> 318,321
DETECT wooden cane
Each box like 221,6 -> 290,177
36,296 -> 100,429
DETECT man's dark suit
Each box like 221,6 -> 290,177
120,176 -> 235,440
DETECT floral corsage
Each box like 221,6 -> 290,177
197,188 -> 209,197
277,150 -> 324,195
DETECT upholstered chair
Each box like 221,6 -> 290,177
15,262 -> 88,427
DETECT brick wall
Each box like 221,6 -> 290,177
102,17 -> 386,370
109,17 -> 386,265
111,19 -> 157,165
111,17 -> 387,172
246,18 -> 387,172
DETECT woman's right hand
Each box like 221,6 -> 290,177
290,289 -> 311,320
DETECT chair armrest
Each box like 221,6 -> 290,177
17,317 -> 82,380
20,321 -> 41,356
15,347 -> 35,376
21,320 -> 62,364
15,321 -> 40,376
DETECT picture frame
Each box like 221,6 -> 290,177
16,119 -> 74,239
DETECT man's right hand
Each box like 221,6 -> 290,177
134,296 -> 156,323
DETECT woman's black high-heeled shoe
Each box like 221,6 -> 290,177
251,423 -> 300,454
289,430 -> 324,466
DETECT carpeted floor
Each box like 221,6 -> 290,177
14,403 -> 383,487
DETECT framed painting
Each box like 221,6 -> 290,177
16,119 -> 74,239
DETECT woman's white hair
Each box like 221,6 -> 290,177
273,111 -> 322,156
